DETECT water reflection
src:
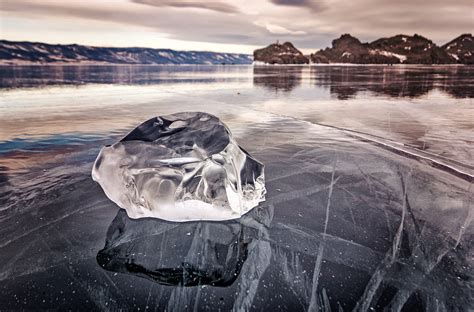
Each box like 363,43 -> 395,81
253,66 -> 303,92
252,65 -> 474,98
3,65 -> 473,99
0,111 -> 471,310
0,65 -> 251,89
97,205 -> 272,287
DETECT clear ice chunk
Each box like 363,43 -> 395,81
92,112 -> 266,221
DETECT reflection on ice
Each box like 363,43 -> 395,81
94,116 -> 471,310
0,66 -> 472,311
97,204 -> 272,287
253,66 -> 303,92
252,65 -> 474,98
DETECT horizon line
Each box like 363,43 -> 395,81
1,32 -> 471,54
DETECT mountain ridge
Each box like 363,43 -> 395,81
0,40 -> 252,65
2,34 -> 473,65
256,33 -> 473,65
442,34 -> 474,64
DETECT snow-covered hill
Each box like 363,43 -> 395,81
0,40 -> 253,65
442,34 -> 474,65
253,42 -> 309,64
309,34 -> 461,64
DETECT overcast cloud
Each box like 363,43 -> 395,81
1,0 -> 472,53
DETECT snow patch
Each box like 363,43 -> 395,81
1,43 -> 19,50
370,49 -> 407,62
342,52 -> 352,57
158,52 -> 173,58
34,47 -> 50,53
449,53 -> 459,61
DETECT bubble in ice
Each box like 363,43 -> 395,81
92,112 -> 266,221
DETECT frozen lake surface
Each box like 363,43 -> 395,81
0,65 -> 472,311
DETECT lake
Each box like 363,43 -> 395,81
0,65 -> 472,311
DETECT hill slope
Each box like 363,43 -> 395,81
442,34 -> 474,64
310,34 -> 458,64
0,40 -> 252,65
253,42 -> 309,64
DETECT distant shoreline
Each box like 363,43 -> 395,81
0,62 -> 470,66
0,39 -> 252,66
2,35 -> 472,65
252,62 -> 470,66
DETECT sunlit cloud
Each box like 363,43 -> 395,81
132,0 -> 240,13
254,21 -> 306,35
0,0 -> 472,53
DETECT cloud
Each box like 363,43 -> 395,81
255,21 -> 306,35
0,0 -> 262,44
1,0 -> 473,53
132,0 -> 239,13
269,0 -> 325,11
270,0 -> 312,7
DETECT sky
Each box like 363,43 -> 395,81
1,0 -> 473,53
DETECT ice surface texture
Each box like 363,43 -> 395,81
96,206 -> 271,286
92,112 -> 266,221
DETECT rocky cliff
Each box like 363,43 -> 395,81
310,34 -> 458,64
253,42 -> 309,64
442,34 -> 474,64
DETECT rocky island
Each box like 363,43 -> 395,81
442,34 -> 474,64
253,41 -> 309,65
254,33 -> 473,65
